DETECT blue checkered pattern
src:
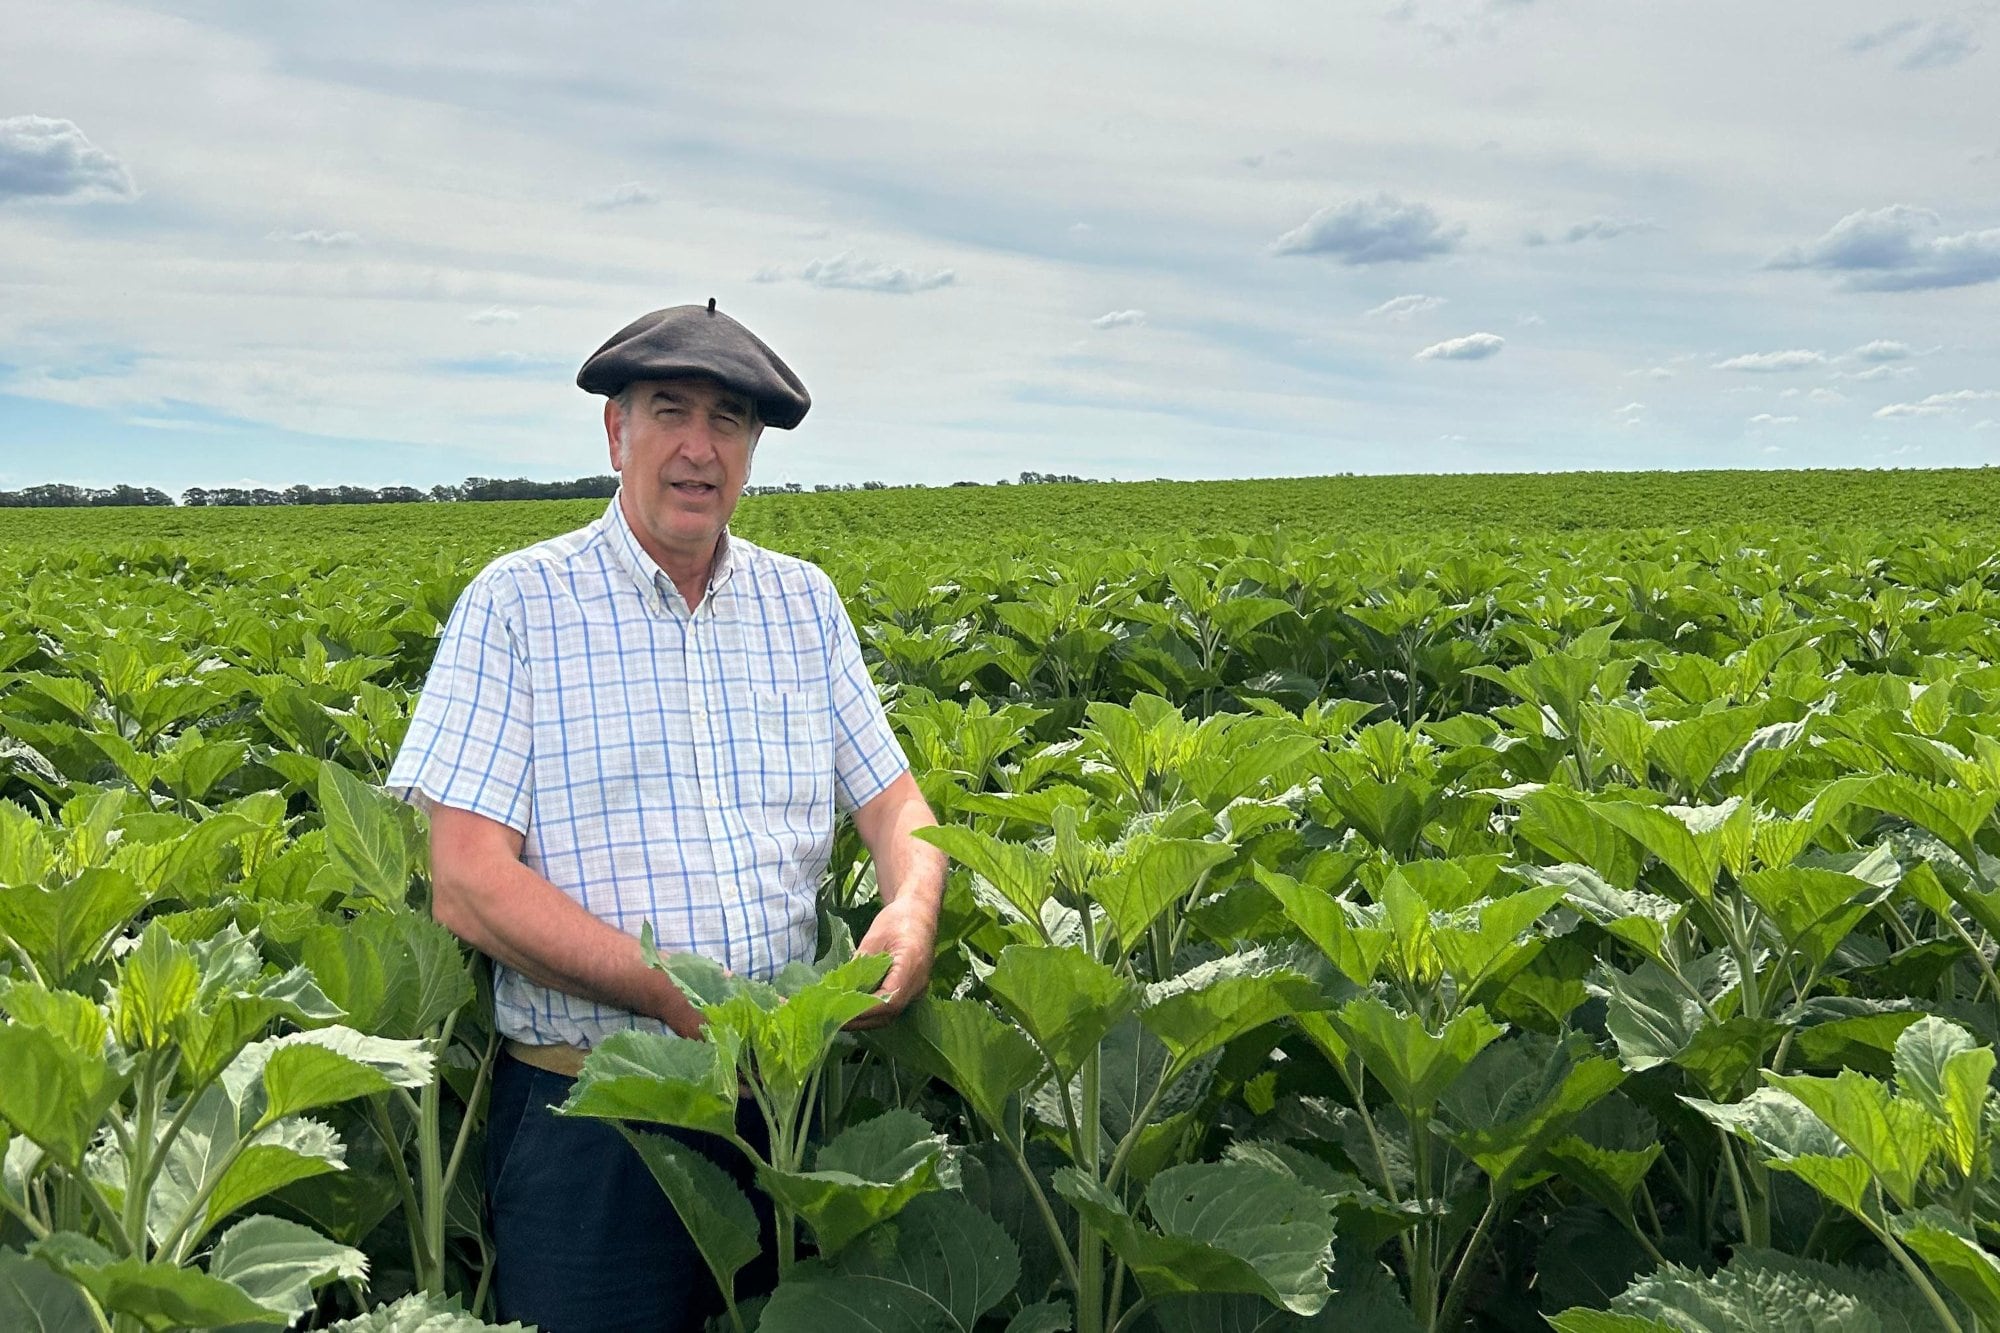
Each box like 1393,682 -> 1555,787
387,497 -> 908,1047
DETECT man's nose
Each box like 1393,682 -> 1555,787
681,420 -> 721,459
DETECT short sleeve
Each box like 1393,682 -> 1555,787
387,573 -> 535,832
821,578 -> 908,812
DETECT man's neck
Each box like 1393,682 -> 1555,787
617,492 -> 720,611
656,544 -> 716,612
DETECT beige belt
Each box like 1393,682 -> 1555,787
504,1038 -> 589,1078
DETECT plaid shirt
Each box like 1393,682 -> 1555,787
387,496 -> 908,1047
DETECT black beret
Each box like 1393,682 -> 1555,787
576,300 -> 811,429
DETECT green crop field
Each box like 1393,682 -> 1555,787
6,467 -> 2000,1332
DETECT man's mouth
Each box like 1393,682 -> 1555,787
670,481 -> 718,496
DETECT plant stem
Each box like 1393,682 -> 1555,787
1107,1294 -> 1152,1333
417,1011 -> 454,1293
0,1182 -> 51,1241
121,1051 -> 160,1258
993,1129 -> 1081,1293
366,1096 -> 434,1282
1437,1190 -> 1504,1333
441,1019 -> 499,1210
1716,1131 -> 1755,1248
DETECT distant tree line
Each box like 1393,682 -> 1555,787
0,484 -> 177,508
1,470 -> 1099,508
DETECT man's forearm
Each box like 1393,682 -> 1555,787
428,807 -> 704,1038
857,772 -> 946,913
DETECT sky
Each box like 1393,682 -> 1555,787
2,0 -> 1997,495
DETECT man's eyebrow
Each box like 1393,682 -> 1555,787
647,387 -> 752,414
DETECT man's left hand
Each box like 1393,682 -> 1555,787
846,895 -> 936,1029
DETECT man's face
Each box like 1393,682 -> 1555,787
607,376 -> 759,568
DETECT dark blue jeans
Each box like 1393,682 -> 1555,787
485,1050 -> 775,1333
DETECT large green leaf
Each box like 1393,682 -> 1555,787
0,868 -> 146,984
1739,866 -> 1886,971
759,1191 -> 1020,1333
759,1110 -> 950,1255
316,762 -> 412,907
301,912 -> 471,1040
1054,1161 -> 1335,1315
619,1128 -> 762,1299
0,1024 -> 129,1168
31,1232 -> 290,1330
255,1028 -> 433,1126
206,1215 -> 367,1322
914,826 -> 1054,925
1550,1246 -> 1942,1333
328,1291 -> 533,1331
1446,1054 -> 1625,1185
1891,1016 -> 1993,1177
861,997 -> 1045,1129
1763,1070 -> 1936,1209
111,923 -> 199,1052
705,952 -> 890,1100
1256,865 -> 1389,985
0,980 -> 107,1056
1516,790 -> 1645,890
0,1246 -> 97,1333
1092,839 -> 1235,953
984,946 -> 1138,1078
203,1120 -> 348,1239
1332,995 -> 1503,1114
1543,1136 -> 1663,1224
1138,953 -> 1323,1073
1600,962 -> 1701,1073
1891,1207 -> 2000,1328
559,1030 -> 741,1138
1579,799 -> 1722,901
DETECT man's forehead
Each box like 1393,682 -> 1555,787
631,375 -> 755,409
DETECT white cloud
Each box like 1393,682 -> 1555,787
760,250 -> 956,292
1762,445 -> 1784,454
1976,419 -> 2000,430
1516,312 -> 1545,327
1415,332 -> 1504,361
1770,206 -> 2000,291
273,228 -> 362,247
584,181 -> 659,210
0,114 -> 135,200
1748,413 -> 1798,425
1902,21 -> 1978,70
1272,194 -> 1466,264
1630,366 -> 1675,380
1844,364 -> 1918,382
1810,388 -> 1847,404
1874,390 -> 2000,419
1713,349 -> 1824,373
1846,19 -> 1922,54
1850,339 -> 1913,362
1525,215 -> 1660,246
468,307 -> 520,325
1847,17 -> 1979,69
1091,309 -> 1147,329
1612,401 -> 1645,427
1365,293 -> 1446,320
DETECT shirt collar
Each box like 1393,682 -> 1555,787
601,493 -> 741,610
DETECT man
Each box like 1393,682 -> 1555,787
387,301 -> 945,1332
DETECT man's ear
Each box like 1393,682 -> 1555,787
603,398 -> 625,470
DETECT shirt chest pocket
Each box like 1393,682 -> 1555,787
738,687 -> 834,818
